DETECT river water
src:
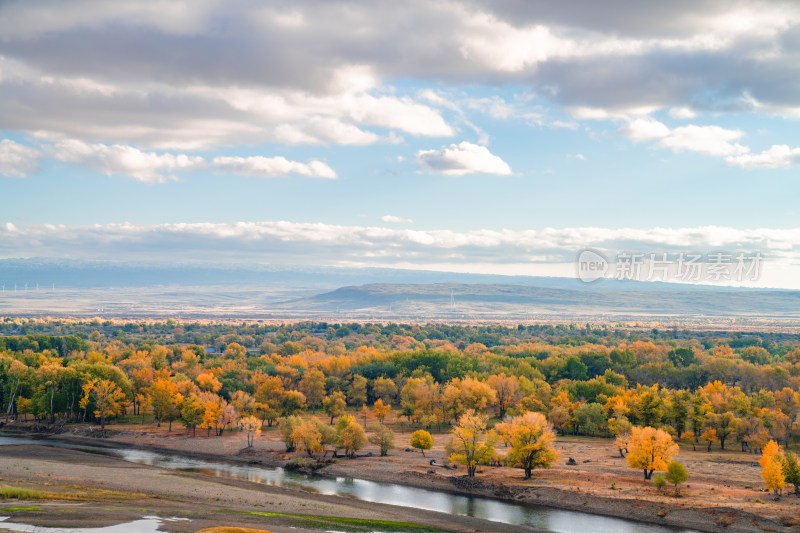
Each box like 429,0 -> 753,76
0,435 -> 697,533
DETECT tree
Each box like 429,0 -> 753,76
299,369 -> 326,411
705,412 -> 738,450
504,412 -> 558,479
281,390 -> 306,416
323,391 -> 347,424
280,415 -> 303,452
148,378 -> 182,429
348,375 -> 368,406
665,460 -> 688,495
4,359 -> 28,422
700,427 -> 717,452
781,451 -> 800,496
626,426 -> 679,480
488,373 -> 519,419
653,473 -> 666,491
369,424 -> 395,456
410,429 -> 433,457
36,362 -> 67,423
447,411 -> 495,477
372,399 -> 391,424
293,421 -> 323,457
337,415 -> 367,458
196,371 -> 222,393
239,415 -> 262,448
668,348 -> 696,368
760,440 -> 786,495
181,394 -> 204,437
81,379 -> 126,429
372,376 -> 397,404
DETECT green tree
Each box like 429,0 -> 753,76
782,451 -> 800,496
369,424 -> 395,456
668,348 -> 696,367
323,390 -> 347,424
665,460 -> 688,495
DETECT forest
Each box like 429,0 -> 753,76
0,317 -> 797,460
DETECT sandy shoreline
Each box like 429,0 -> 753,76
3,425 -> 794,533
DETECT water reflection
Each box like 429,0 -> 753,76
0,436 -> 696,533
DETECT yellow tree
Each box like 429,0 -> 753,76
447,411 -> 496,477
337,415 -> 367,458
292,421 -> 323,457
82,379 -> 126,429
504,412 -> 558,479
410,429 -> 433,457
196,371 -> 222,393
373,399 -> 391,424
626,426 -> 679,480
239,415 -> 262,448
759,440 -> 786,495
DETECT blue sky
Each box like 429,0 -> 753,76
1,1 -> 800,287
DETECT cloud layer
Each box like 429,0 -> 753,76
2,1 -> 800,151
2,220 -> 798,269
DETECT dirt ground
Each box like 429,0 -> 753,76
3,414 -> 800,533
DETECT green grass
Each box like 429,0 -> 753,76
0,486 -> 45,500
0,506 -> 41,511
241,511 -> 440,531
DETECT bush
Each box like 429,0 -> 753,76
653,473 -> 666,491
369,424 -> 395,456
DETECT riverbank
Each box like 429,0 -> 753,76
4,421 -> 797,533
0,437 -> 534,533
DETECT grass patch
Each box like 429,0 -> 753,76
0,486 -> 45,500
241,511 -> 439,532
0,506 -> 41,511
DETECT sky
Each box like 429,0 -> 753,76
1,0 -> 800,288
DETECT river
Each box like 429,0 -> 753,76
0,436 -> 698,533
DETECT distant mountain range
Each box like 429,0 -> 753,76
1,259 -> 797,319
279,283 -> 800,318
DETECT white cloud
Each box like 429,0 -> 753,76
619,118 -> 671,141
381,215 -> 413,224
726,145 -> 800,168
416,142 -> 512,176
212,156 -> 337,179
51,140 -> 203,183
661,125 -> 748,157
0,139 -> 40,178
668,106 -> 697,119
620,119 -> 748,157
